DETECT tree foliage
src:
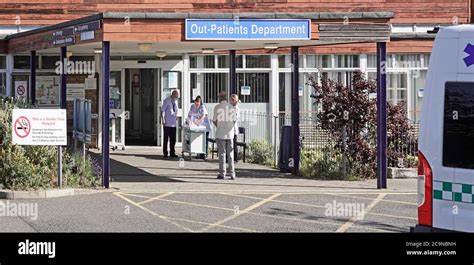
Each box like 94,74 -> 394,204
307,71 -> 416,178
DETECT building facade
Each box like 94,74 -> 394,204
0,1 -> 471,148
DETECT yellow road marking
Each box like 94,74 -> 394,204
119,193 -> 153,199
114,192 -> 254,232
138,192 -> 175,205
116,190 -> 417,195
221,192 -> 416,221
325,192 -> 418,206
336,193 -> 387,233
199,193 -> 281,232
113,192 -> 193,232
162,216 -> 256,232
154,198 -> 234,212
116,191 -> 414,232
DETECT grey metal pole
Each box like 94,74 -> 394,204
57,46 -> 67,189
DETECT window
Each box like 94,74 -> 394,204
203,55 -> 215,68
443,82 -> 474,169
202,73 -> 228,103
217,55 -> 228,68
278,55 -> 286,68
236,55 -> 243,68
41,56 -> 60,69
190,56 -> 197,68
0,56 -> 6,69
245,55 -> 270,68
335,55 -> 359,68
278,73 -> 286,112
367,55 -> 376,68
306,55 -> 330,68
237,72 -> 269,103
14,56 -> 39,69
0,73 -> 6,95
388,73 -> 408,104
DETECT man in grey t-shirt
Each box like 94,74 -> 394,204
213,91 -> 237,179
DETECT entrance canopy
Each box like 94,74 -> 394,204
1,11 -> 394,189
4,12 -> 392,54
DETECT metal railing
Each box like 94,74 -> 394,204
236,111 -> 419,173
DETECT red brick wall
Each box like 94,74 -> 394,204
0,0 -> 469,25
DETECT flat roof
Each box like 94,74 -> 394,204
5,11 -> 394,40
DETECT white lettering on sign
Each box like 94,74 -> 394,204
12,109 -> 67,146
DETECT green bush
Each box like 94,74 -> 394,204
300,148 -> 345,180
404,155 -> 418,168
0,96 -> 100,190
247,139 -> 274,166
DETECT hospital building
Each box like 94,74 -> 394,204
0,1 -> 470,149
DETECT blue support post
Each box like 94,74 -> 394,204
291,46 -> 300,175
229,50 -> 237,95
102,41 -> 110,189
60,47 -> 67,109
376,42 -> 387,189
30,50 -> 36,105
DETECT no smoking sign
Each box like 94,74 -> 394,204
14,116 -> 31,138
12,109 -> 67,146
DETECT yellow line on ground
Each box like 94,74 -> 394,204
325,192 -> 418,206
115,192 -> 254,232
138,192 -> 175,205
162,216 -> 256,232
113,192 -> 193,232
199,193 -> 281,232
119,193 -> 154,199
219,193 -> 267,200
245,209 -> 394,232
222,192 -> 416,221
154,198 -> 234,212
116,190 -> 417,195
118,191 -> 400,232
336,193 -> 387,233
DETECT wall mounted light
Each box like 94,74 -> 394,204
202,48 -> 214,54
138,43 -> 152,52
264,43 -> 278,49
156,51 -> 167,58
94,48 -> 102,54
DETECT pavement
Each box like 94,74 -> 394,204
0,147 -> 418,233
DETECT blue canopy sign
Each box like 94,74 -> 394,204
185,19 -> 311,40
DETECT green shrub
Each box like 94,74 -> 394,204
300,148 -> 345,180
0,96 -> 100,190
404,155 -> 418,168
247,139 -> 274,166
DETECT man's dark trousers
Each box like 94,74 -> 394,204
163,126 -> 177,156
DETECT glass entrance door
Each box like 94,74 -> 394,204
161,71 -> 182,145
125,68 -> 159,146
109,70 -> 125,149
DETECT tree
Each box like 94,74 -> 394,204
308,71 -> 416,179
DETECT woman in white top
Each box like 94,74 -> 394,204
187,96 -> 210,159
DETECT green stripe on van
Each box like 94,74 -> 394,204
433,181 -> 474,204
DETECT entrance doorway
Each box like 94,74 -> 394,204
125,68 -> 160,146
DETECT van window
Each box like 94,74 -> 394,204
443,82 -> 474,169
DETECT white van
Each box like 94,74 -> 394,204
416,25 -> 474,232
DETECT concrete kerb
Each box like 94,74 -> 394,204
0,187 -> 119,199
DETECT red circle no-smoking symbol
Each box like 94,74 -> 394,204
14,116 -> 31,138
17,85 -> 25,96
